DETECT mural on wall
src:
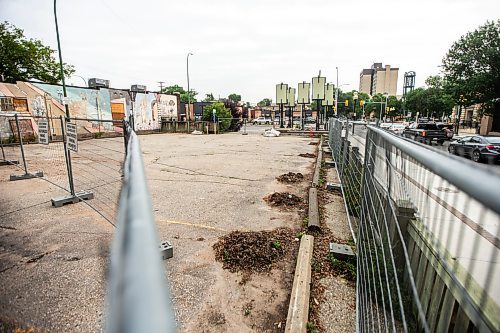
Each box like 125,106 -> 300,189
132,92 -> 156,130
25,83 -> 179,131
33,83 -> 112,121
155,94 -> 178,121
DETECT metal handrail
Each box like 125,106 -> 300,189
367,125 -> 500,216
105,124 -> 176,333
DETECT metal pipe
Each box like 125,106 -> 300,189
106,130 -> 176,333
59,116 -> 75,196
187,52 -> 193,121
14,114 -> 28,174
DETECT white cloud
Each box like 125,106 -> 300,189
1,0 -> 498,102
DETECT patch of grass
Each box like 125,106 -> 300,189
307,321 -> 318,333
296,231 -> 305,239
302,217 -> 309,227
328,253 -> 356,281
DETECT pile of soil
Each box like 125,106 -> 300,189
213,228 -> 296,273
276,172 -> 304,183
298,153 -> 316,158
265,192 -> 302,206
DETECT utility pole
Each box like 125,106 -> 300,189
158,81 -> 165,93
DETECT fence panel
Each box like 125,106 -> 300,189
328,119 -> 500,332
0,114 -> 22,168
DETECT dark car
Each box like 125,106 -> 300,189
448,136 -> 500,163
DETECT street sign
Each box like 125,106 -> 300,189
66,122 -> 78,152
38,120 -> 49,145
276,83 -> 288,104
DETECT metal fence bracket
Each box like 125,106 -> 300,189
324,159 -> 336,168
0,160 -> 19,166
51,190 -> 94,208
329,242 -> 355,261
9,171 -> 44,181
159,240 -> 173,260
326,182 -> 341,192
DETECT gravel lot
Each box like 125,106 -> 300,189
0,130 -> 317,332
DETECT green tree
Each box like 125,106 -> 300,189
405,85 -> 454,119
202,102 -> 232,132
0,21 -> 74,83
257,98 -> 272,107
442,20 -> 500,117
162,84 -> 197,103
203,93 -> 215,102
228,93 -> 241,103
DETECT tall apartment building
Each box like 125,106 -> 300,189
359,63 -> 399,96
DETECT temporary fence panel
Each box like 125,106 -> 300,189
70,117 -> 126,224
328,118 -> 500,332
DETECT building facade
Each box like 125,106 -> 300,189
359,63 -> 399,96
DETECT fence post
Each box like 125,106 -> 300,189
123,119 -> 129,155
9,114 -> 43,181
51,116 -> 94,207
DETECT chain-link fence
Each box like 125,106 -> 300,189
0,113 -> 127,226
328,118 -> 500,332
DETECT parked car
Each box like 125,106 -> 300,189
305,117 -> 315,124
380,123 -> 393,130
448,136 -> 500,163
403,122 -> 447,145
388,123 -> 406,135
252,117 -> 271,125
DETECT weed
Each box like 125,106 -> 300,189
328,253 -> 357,281
271,240 -> 281,250
296,231 -> 305,239
307,321 -> 318,333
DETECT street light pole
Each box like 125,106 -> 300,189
54,0 -> 69,119
73,75 -> 87,87
186,52 -> 193,121
335,67 -> 339,116
379,93 -> 388,122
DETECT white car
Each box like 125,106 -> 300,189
252,117 -> 271,125
388,124 -> 406,135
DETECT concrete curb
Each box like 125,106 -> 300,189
312,136 -> 323,188
308,187 -> 320,230
284,134 -> 324,331
285,235 -> 314,333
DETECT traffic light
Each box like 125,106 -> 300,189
345,100 -> 349,106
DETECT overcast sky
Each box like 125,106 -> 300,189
1,0 -> 498,103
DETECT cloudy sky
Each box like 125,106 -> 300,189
1,0 -> 498,103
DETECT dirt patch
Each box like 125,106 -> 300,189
265,192 -> 302,207
276,172 -> 304,183
0,316 -> 48,333
213,228 -> 296,273
207,310 -> 226,326
299,153 -> 316,158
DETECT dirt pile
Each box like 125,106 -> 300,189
298,153 -> 316,158
213,228 -> 296,273
276,172 -> 304,183
265,192 -> 302,206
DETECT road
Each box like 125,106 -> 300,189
349,123 -> 500,173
